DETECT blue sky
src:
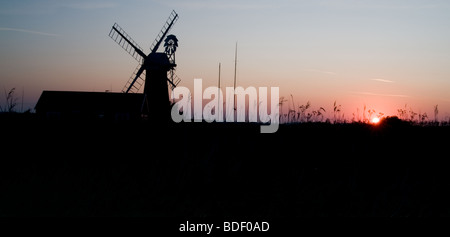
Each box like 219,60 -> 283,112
1,0 -> 450,119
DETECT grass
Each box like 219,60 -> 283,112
276,99 -> 449,126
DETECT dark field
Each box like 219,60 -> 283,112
2,115 -> 450,220
0,115 -> 449,236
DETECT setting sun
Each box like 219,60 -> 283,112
372,117 -> 380,124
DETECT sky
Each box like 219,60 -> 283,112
1,0 -> 450,121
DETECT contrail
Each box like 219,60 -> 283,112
371,78 -> 394,83
0,27 -> 60,37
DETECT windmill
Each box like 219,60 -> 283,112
108,10 -> 180,123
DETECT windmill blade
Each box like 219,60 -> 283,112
167,70 -> 181,90
109,23 -> 146,62
150,10 -> 179,53
123,64 -> 146,93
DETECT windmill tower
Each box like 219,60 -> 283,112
108,10 -> 180,124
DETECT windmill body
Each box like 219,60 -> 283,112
142,52 -> 174,122
109,10 -> 180,124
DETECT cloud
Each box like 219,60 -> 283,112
371,78 -> 394,83
354,91 -> 409,98
0,27 -> 60,37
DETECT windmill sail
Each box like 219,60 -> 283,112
149,10 -> 179,53
109,23 -> 146,62
122,64 -> 146,93
168,72 -> 181,90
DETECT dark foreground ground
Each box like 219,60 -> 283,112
1,115 -> 450,232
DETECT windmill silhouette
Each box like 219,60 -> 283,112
109,10 -> 180,123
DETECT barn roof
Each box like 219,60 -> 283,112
35,91 -> 144,113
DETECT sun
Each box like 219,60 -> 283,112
372,117 -> 380,124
